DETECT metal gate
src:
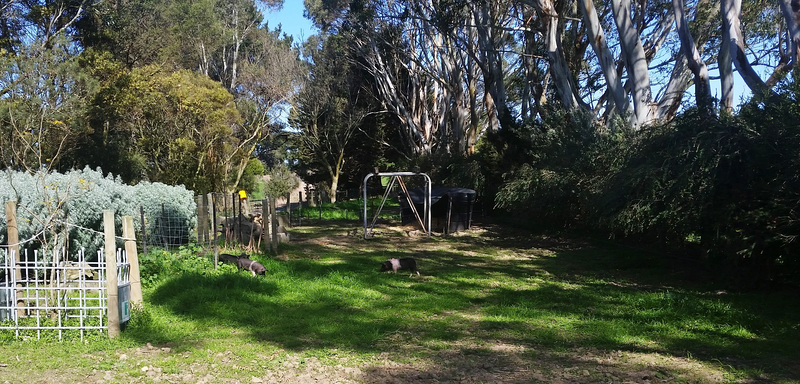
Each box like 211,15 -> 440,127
0,247 -> 130,341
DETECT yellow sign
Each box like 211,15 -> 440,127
238,190 -> 247,200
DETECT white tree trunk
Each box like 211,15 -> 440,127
719,33 -> 734,114
673,0 -> 713,116
473,2 -> 510,129
364,41 -> 432,155
779,0 -> 800,66
611,0 -> 654,127
534,0 -> 580,110
656,52 -> 692,120
578,0 -> 630,118
720,0 -> 775,98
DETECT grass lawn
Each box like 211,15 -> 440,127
1,220 -> 798,383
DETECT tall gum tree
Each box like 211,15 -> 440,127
673,0 -> 713,117
302,0 -> 798,151
610,0 -> 654,127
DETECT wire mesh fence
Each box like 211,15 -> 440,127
0,247 -> 129,342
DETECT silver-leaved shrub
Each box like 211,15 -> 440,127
0,167 -> 196,259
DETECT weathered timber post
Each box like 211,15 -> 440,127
195,195 -> 208,245
139,206 -> 147,257
270,197 -> 279,254
5,201 -> 24,318
122,216 -> 142,308
103,210 -> 120,338
268,197 -> 272,252
212,194 -> 219,268
287,193 -> 292,227
265,197 -> 277,254
5,202 -> 20,282
298,191 -> 303,226
236,192 -> 243,245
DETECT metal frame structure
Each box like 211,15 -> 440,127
0,247 -> 130,341
362,172 -> 431,238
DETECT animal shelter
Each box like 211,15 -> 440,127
399,187 -> 476,234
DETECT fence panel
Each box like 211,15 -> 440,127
0,247 -> 129,341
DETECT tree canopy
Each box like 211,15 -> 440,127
1,0 -> 301,194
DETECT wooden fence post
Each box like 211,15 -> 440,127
298,191 -> 303,226
139,206 -> 147,257
5,201 -> 24,318
5,202 -> 20,283
122,216 -> 142,308
104,210 -> 120,338
236,193 -> 243,245
195,195 -> 207,245
211,194 -> 218,268
268,197 -> 273,252
287,193 -> 292,227
270,197 -> 279,253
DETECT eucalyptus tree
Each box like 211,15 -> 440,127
289,34 -> 376,203
564,0 -> 798,124
0,35 -> 92,172
304,0 -> 517,158
167,0 -> 300,194
225,26 -> 303,192
0,0 -> 91,57
352,1 -> 478,157
0,0 -> 98,171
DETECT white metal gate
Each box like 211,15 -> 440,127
0,247 -> 129,341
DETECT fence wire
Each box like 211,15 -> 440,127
0,247 -> 129,341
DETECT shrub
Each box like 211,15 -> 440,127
489,72 -> 800,285
138,244 -> 218,287
493,108 -> 617,228
263,163 -> 299,199
0,167 -> 196,258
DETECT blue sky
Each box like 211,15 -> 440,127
263,2 -> 317,43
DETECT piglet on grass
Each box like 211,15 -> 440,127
380,257 -> 420,277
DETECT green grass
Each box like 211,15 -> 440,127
1,223 -> 799,383
296,196 -> 401,221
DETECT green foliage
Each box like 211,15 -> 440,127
296,197 -> 399,222
491,73 -> 800,285
493,108 -> 614,228
263,163 -> 299,199
235,158 -> 266,194
289,32 -> 396,196
595,77 -> 800,283
77,0 -> 302,195
0,34 -> 95,172
138,244 -> 217,287
0,167 -> 196,257
76,64 -> 242,193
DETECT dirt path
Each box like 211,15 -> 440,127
58,342 -> 726,384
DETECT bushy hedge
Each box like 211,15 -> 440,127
491,74 -> 800,286
493,108 -> 617,228
0,167 -> 196,258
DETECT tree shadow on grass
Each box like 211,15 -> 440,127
129,223 -> 800,383
132,252 -> 478,353
470,242 -> 800,382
